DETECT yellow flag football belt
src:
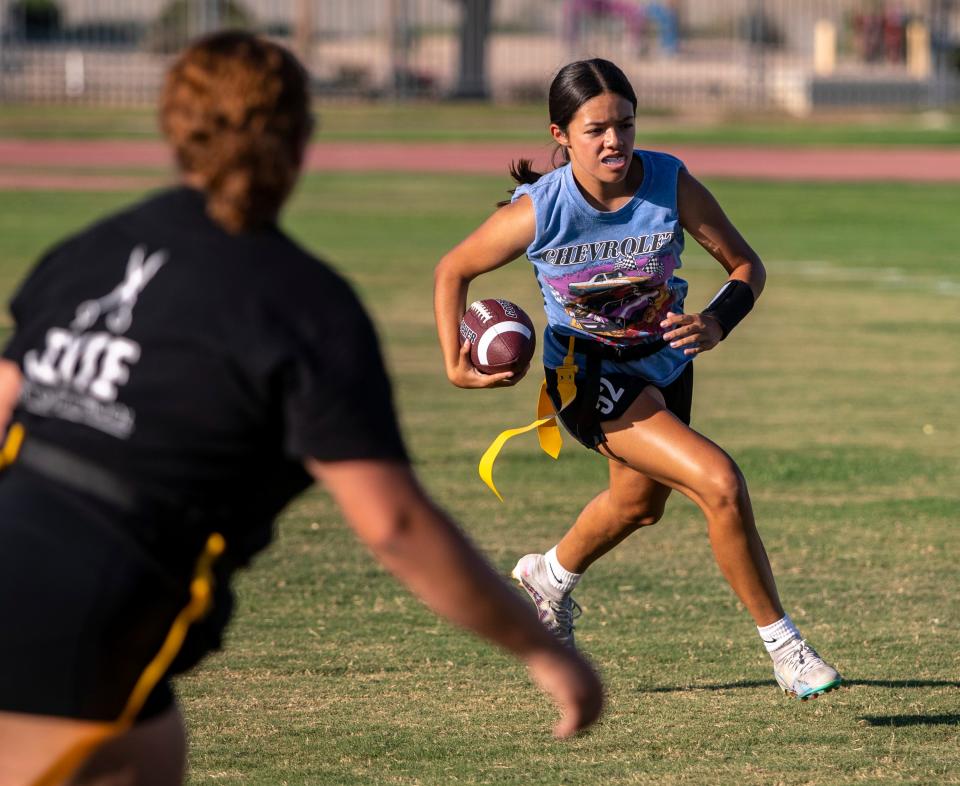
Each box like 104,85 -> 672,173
0,421 -> 24,470
31,531 -> 226,786
479,336 -> 578,501
0,426 -> 227,785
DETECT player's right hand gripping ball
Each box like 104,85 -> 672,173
459,298 -> 536,375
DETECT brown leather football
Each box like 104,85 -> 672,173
459,298 -> 536,375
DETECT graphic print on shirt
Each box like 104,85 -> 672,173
20,245 -> 168,438
539,232 -> 678,341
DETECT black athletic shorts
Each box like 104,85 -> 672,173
0,467 -> 229,721
545,360 -> 693,451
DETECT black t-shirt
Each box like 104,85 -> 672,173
3,186 -> 407,555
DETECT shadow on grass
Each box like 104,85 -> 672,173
844,679 -> 960,689
637,679 -> 960,693
860,714 -> 960,727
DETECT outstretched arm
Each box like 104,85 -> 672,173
307,457 -> 603,738
663,169 -> 766,355
434,196 -> 537,388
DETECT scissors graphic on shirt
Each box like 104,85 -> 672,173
71,245 -> 168,335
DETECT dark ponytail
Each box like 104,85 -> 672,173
499,58 -> 637,207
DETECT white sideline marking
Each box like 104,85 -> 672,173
683,257 -> 959,297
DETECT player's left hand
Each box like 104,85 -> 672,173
448,339 -> 525,388
660,311 -> 723,356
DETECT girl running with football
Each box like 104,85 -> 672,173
434,58 -> 841,701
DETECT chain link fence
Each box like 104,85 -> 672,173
1,0 -> 957,111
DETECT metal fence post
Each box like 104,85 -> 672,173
192,0 -> 222,40
751,0 -> 767,108
0,0 -> 6,100
928,0 -> 952,107
387,0 -> 411,99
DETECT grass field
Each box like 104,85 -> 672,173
1,102 -> 960,146
0,173 -> 958,784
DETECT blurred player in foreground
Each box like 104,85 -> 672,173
434,59 -> 841,702
0,32 -> 601,786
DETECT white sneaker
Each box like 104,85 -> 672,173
511,553 -> 580,648
772,637 -> 842,700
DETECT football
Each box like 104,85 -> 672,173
459,298 -> 536,375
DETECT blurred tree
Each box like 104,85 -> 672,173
146,0 -> 254,54
739,6 -> 784,48
449,0 -> 493,99
7,0 -> 62,42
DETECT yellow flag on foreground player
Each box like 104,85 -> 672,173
31,532 -> 226,786
0,422 -> 25,470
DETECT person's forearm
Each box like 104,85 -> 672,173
308,450 -> 603,738
433,257 -> 471,378
313,460 -> 558,657
374,496 -> 558,655
728,257 -> 766,299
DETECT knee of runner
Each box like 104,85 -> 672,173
699,459 -> 748,515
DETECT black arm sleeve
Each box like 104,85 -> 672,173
701,279 -> 755,340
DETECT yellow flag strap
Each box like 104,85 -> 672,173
31,532 -> 227,786
478,337 -> 579,501
0,422 -> 24,470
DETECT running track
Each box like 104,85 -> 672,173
1,140 -> 959,190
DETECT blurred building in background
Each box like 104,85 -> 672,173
0,0 -> 957,113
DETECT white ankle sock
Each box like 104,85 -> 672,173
544,546 -> 581,594
757,614 -> 801,653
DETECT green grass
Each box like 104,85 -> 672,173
0,174 -> 958,784
2,102 -> 960,145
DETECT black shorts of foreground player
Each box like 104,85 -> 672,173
434,59 -> 842,702
0,33 -> 601,786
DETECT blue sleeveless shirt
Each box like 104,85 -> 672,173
512,149 -> 691,387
